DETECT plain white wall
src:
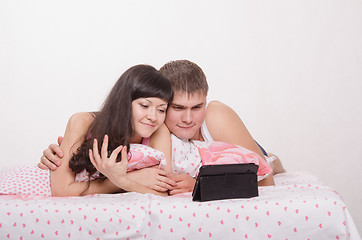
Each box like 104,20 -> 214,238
1,0 -> 361,233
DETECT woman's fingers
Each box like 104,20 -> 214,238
153,185 -> 169,192
110,145 -> 123,161
92,139 -> 101,162
89,149 -> 97,168
120,146 -> 128,166
156,181 -> 173,191
158,174 -> 176,186
101,135 -> 109,160
156,168 -> 168,176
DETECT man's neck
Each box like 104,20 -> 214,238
190,129 -> 203,141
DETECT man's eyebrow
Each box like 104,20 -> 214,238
171,103 -> 183,106
193,103 -> 204,107
170,103 -> 186,107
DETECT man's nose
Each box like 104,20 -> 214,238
181,110 -> 192,124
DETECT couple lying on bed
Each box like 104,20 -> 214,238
39,60 -> 283,197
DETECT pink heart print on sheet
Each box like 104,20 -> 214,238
197,141 -> 272,177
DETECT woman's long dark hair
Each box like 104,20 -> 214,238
69,65 -> 173,186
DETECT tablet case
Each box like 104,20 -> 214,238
192,163 -> 259,202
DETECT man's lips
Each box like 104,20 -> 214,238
177,124 -> 195,129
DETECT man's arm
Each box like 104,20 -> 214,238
205,101 -> 266,159
205,101 -> 275,186
38,136 -> 64,171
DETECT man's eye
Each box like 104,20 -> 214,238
173,106 -> 182,110
192,106 -> 202,110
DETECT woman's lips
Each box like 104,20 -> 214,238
141,122 -> 155,128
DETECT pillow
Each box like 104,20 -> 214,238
0,144 -> 165,196
75,144 -> 165,181
0,164 -> 51,197
127,144 -> 165,171
197,141 -> 273,177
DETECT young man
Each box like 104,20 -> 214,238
39,60 -> 275,194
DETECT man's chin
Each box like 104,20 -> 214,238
172,132 -> 196,141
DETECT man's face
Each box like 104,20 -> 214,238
165,92 -> 206,140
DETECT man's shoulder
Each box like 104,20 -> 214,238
205,100 -> 241,131
206,100 -> 233,115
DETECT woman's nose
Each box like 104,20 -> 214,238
146,108 -> 157,122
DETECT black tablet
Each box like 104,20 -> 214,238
192,163 -> 259,202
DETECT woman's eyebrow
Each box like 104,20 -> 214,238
143,98 -> 167,107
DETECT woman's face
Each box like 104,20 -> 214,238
131,97 -> 168,141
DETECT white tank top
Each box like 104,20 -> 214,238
200,100 -> 214,141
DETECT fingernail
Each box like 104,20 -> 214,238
56,161 -> 61,166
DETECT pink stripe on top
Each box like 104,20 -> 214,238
141,137 -> 150,146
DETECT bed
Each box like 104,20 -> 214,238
0,171 -> 360,239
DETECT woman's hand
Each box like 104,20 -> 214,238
167,173 -> 196,195
127,167 -> 176,192
89,135 -> 130,189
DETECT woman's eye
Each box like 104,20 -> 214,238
140,104 -> 148,108
158,109 -> 166,113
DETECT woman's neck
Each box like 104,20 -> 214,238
129,134 -> 143,144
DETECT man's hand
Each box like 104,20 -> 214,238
167,173 -> 196,195
38,136 -> 64,171
127,167 -> 177,192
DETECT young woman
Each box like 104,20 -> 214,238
50,64 -> 174,197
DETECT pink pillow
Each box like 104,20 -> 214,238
75,144 -> 165,182
0,164 -> 51,196
198,141 -> 272,177
127,144 -> 165,171
0,144 -> 166,197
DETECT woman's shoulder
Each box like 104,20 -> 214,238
67,112 -> 95,131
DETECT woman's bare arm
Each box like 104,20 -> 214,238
49,112 -> 126,196
126,124 -> 176,194
149,123 -> 172,173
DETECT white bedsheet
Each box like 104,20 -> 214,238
0,171 -> 360,239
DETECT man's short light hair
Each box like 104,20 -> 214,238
159,60 -> 208,96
